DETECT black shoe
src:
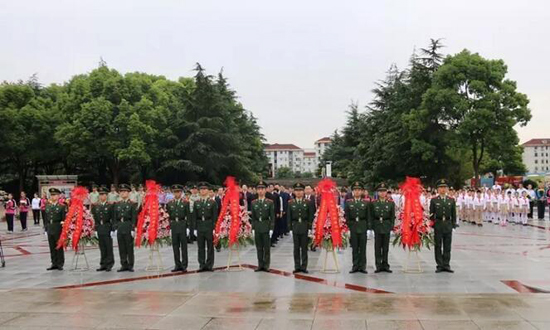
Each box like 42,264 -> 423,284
435,269 -> 443,273
374,269 -> 382,273
207,268 -> 214,272
293,269 -> 301,274
105,268 -> 112,272
128,268 -> 134,272
47,266 -> 57,271
384,269 -> 393,273
349,269 -> 358,274
270,244 -> 276,248
262,268 -> 270,272
254,268 -> 262,272
57,267 -> 63,271
171,268 -> 182,272
96,267 -> 106,272
181,269 -> 187,273
444,268 -> 454,273
359,270 -> 368,274
117,268 -> 128,272
301,269 -> 309,274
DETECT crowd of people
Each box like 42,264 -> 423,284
1,180 -> 549,274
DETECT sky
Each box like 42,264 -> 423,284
1,0 -> 549,149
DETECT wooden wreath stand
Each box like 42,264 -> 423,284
403,249 -> 423,273
71,241 -> 89,271
146,241 -> 164,272
225,244 -> 243,272
321,245 -> 340,274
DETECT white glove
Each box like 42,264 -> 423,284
193,230 -> 197,236
131,231 -> 135,238
252,229 -> 255,236
111,231 -> 115,238
186,228 -> 190,236
94,232 -> 98,238
44,232 -> 48,237
269,230 -> 273,236
308,230 -> 312,236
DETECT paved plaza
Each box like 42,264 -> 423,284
1,219 -> 550,329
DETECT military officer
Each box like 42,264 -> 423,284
187,184 -> 200,243
166,184 -> 191,272
91,186 -> 115,271
344,182 -> 369,274
193,182 -> 218,272
371,183 -> 395,273
113,184 -> 137,272
288,182 -> 315,274
44,188 -> 66,271
430,179 -> 457,273
250,181 -> 275,272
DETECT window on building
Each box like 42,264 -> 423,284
535,167 -> 538,171
535,153 -> 538,157
535,147 -> 538,150
535,160 -> 538,164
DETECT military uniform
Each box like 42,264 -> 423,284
113,184 -> 137,272
430,179 -> 457,273
44,188 -> 66,270
371,183 -> 395,273
91,187 -> 115,271
251,181 -> 275,272
166,184 -> 191,272
344,182 -> 370,274
288,183 -> 315,273
193,182 -> 219,271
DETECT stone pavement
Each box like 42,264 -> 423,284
0,220 -> 550,329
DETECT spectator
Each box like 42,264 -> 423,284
32,193 -> 41,225
40,193 -> 48,226
19,191 -> 30,231
5,193 -> 16,233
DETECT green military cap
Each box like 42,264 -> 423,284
198,182 -> 209,189
171,184 -> 184,191
98,186 -> 109,194
256,181 -> 267,188
436,179 -> 449,188
118,183 -> 131,191
351,181 -> 364,190
49,187 -> 62,195
293,182 -> 305,190
377,182 -> 388,192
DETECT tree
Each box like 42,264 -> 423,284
275,167 -> 293,179
422,50 -> 531,185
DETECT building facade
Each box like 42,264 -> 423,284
522,138 -> 550,175
265,138 -> 332,177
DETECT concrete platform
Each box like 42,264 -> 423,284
0,219 -> 550,329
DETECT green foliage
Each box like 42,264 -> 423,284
275,166 -> 293,179
0,63 -> 267,191
323,39 -> 530,187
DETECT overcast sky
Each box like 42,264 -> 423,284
1,0 -> 548,149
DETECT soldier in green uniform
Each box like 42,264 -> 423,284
91,186 -> 115,272
193,182 -> 218,272
166,184 -> 191,272
44,188 -> 66,271
250,181 -> 275,272
371,183 -> 395,273
288,182 -> 315,274
344,182 -> 369,274
430,179 -> 457,273
113,184 -> 137,272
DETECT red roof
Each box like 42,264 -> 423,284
522,139 -> 550,147
304,152 -> 316,157
316,137 -> 331,143
265,144 -> 302,150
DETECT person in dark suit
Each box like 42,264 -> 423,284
279,186 -> 291,235
304,185 -> 318,251
267,183 -> 281,246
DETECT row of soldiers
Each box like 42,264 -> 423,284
44,179 -> 456,274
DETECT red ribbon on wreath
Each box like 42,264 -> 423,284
399,177 -> 424,249
313,178 -> 342,248
214,176 -> 240,247
135,180 -> 161,247
56,186 -> 88,251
